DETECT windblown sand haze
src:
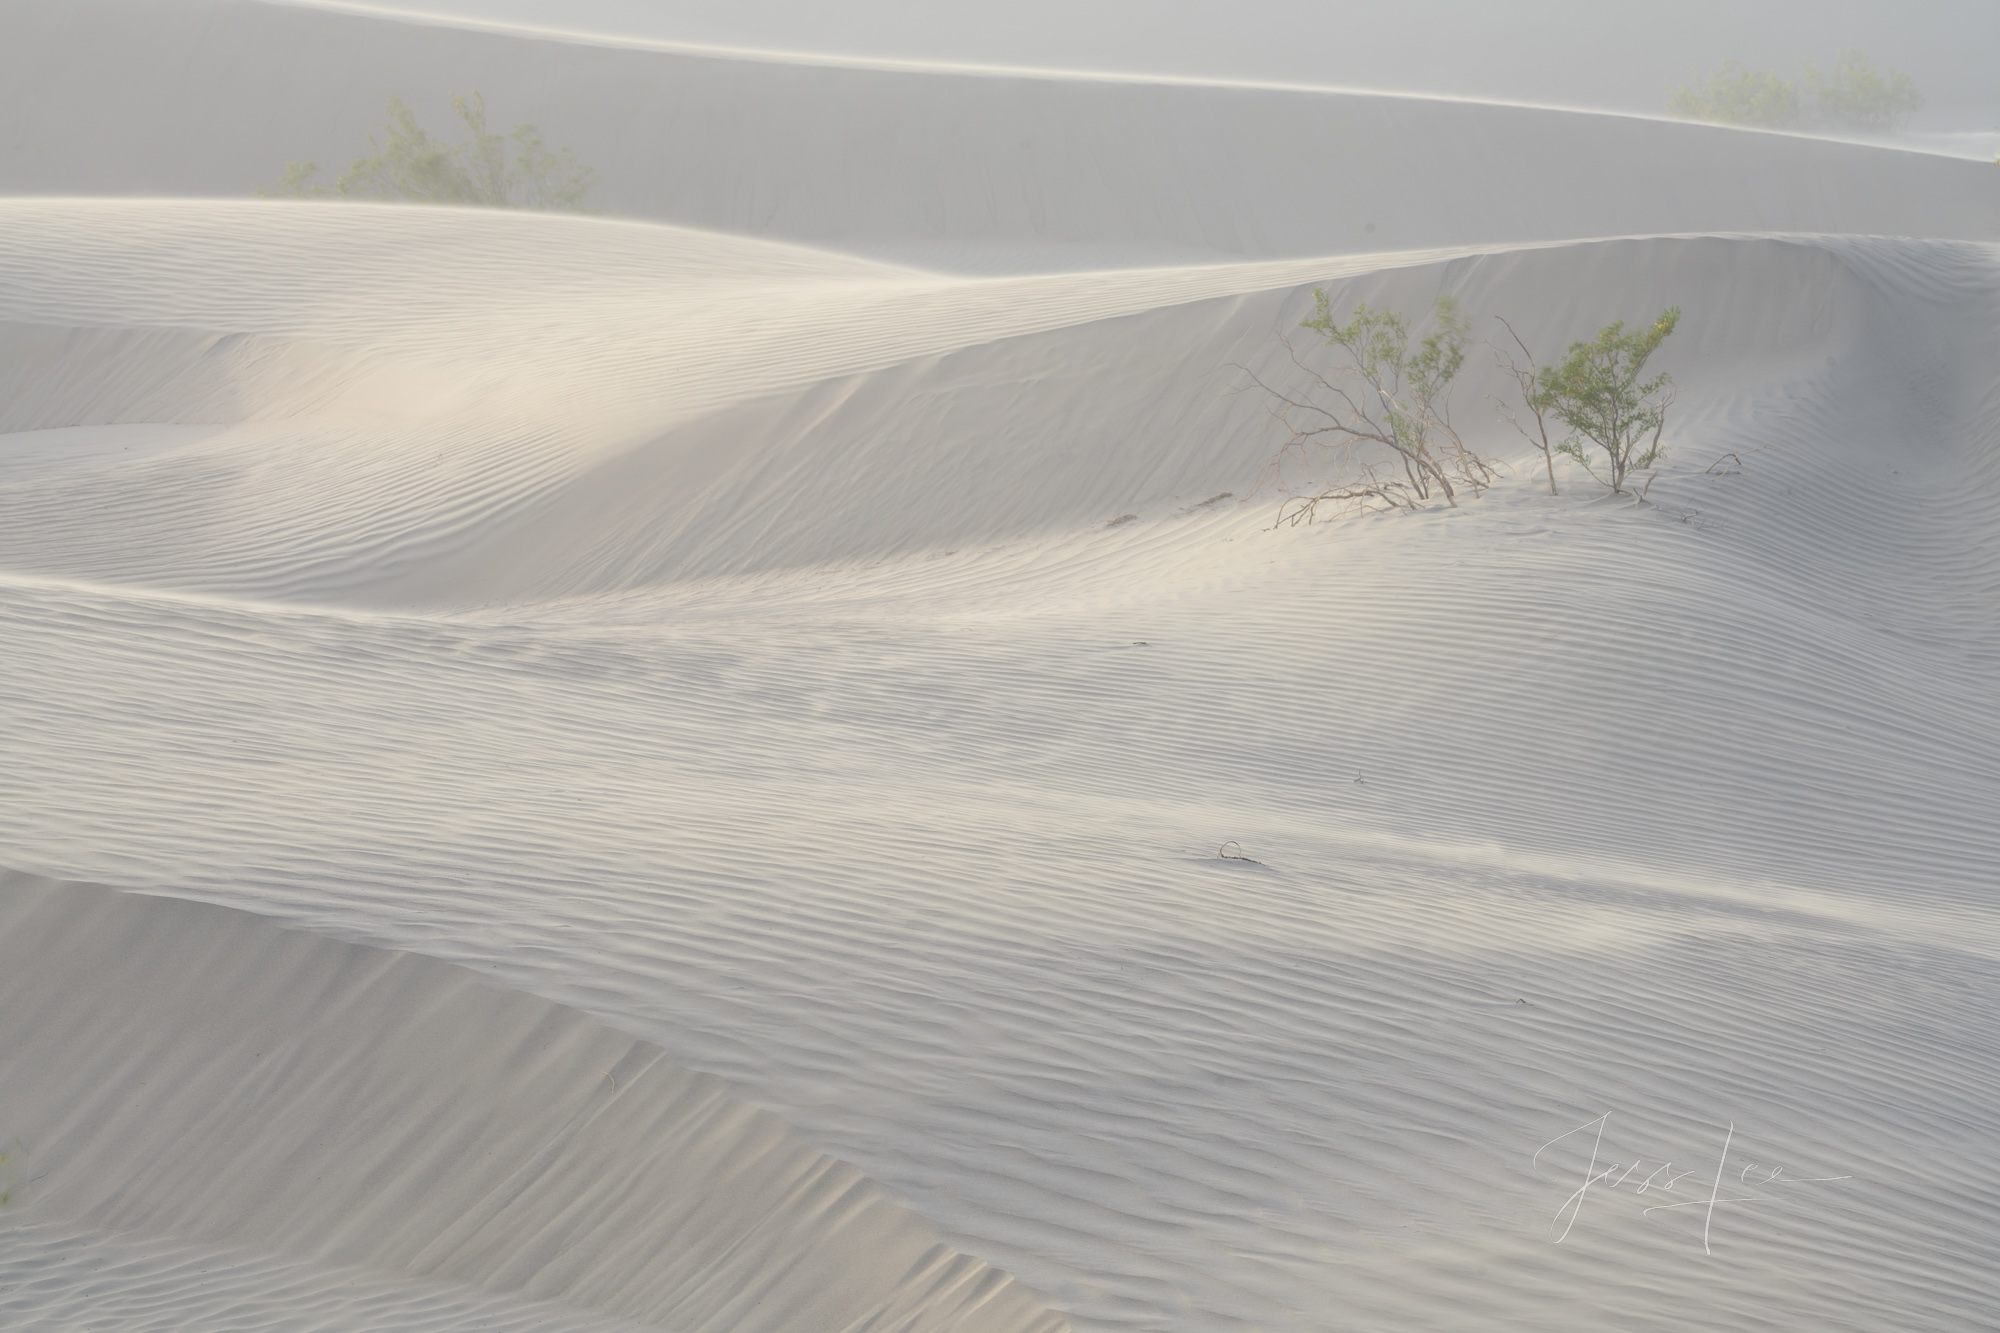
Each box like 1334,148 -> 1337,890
2,2 -> 1998,1331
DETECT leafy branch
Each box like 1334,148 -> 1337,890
1241,293 -> 1496,523
1490,316 -> 1560,495
1532,307 -> 1681,496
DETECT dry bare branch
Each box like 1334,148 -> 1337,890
1242,293 -> 1497,524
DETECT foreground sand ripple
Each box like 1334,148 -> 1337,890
0,874 -> 1066,1333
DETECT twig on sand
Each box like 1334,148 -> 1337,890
1703,445 -> 1770,475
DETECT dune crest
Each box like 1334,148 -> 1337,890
4,0 -> 1998,269
1,201 -> 1993,612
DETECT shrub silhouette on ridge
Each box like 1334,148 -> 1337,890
268,92 -> 596,211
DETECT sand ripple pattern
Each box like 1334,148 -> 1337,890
0,875 -> 1065,1333
1,201 -> 1998,1333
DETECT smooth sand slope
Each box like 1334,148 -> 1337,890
3,7 -> 1999,1333
4,0 -> 1999,268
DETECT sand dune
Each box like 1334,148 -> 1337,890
0,873 -> 1061,1333
4,204 -> 1998,1330
2,3 -> 1998,1332
5,0 -> 1999,269
5,202 -> 1991,610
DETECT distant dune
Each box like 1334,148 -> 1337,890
3,0 -> 1998,268
2,3 -> 1998,1333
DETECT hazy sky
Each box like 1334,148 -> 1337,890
310,0 -> 1995,125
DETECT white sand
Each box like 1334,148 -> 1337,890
0,874 -> 1056,1333
2,3 -> 1999,1332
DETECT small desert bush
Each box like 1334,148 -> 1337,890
1667,62 -> 1802,129
1245,293 -> 1497,522
1258,285 -> 1690,514
1528,308 -> 1682,496
1668,50 -> 1922,133
268,92 -> 595,211
1800,51 -> 1926,133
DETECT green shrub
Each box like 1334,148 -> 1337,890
1532,308 -> 1681,495
1247,293 -> 1497,521
1668,50 -> 1922,133
268,92 -> 595,211
1801,50 -> 1924,132
1667,61 -> 1801,129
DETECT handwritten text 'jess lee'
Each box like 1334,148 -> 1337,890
1534,1113 -> 1850,1254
